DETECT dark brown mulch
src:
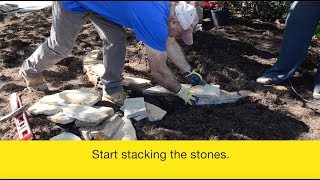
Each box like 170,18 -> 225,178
1,7 -> 320,140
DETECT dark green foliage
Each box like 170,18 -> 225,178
314,23 -> 320,39
227,1 -> 292,22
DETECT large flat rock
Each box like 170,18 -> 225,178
47,112 -> 76,125
142,84 -> 200,96
143,84 -> 242,105
90,114 -> 123,140
145,102 -> 167,122
60,104 -> 114,127
88,63 -> 105,77
142,84 -> 220,97
132,113 -> 148,121
79,114 -> 123,140
123,97 -> 147,119
59,89 -> 102,107
121,102 -> 167,121
83,49 -> 101,66
78,128 -> 92,140
142,84 -> 190,96
49,132 -> 81,140
195,90 -> 242,105
38,93 -> 67,106
122,76 -> 151,90
27,102 -> 61,116
110,117 -> 137,140
190,84 -> 220,98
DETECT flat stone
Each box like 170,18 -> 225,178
121,102 -> 165,121
93,106 -> 115,112
273,85 -> 288,91
89,64 -> 105,77
122,76 -> 151,90
143,84 -> 241,105
110,117 -> 137,140
196,90 -> 242,105
60,104 -> 114,127
0,5 -> 10,13
142,84 -> 192,96
145,102 -> 167,122
38,93 -> 67,106
83,50 -> 101,66
47,112 -> 76,125
123,97 -> 147,119
238,90 -> 259,98
132,113 -> 148,121
84,64 -> 104,88
83,50 -> 101,83
85,71 -> 101,87
190,84 -> 220,98
142,84 -> 220,98
27,102 -> 61,115
89,114 -> 123,140
49,132 -> 81,140
59,89 -> 102,107
238,90 -> 254,97
5,4 -> 19,8
78,128 -> 92,140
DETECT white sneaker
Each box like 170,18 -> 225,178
313,91 -> 320,100
256,76 -> 273,85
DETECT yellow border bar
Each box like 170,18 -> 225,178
0,141 -> 319,178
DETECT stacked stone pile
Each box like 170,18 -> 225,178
27,89 -> 137,140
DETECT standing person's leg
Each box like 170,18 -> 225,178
257,1 -> 320,85
21,1 -> 90,90
89,13 -> 127,105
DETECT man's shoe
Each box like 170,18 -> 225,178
313,91 -> 320,100
256,76 -> 273,85
102,91 -> 126,106
19,68 -> 48,91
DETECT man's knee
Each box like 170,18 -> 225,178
106,27 -> 126,43
46,37 -> 74,56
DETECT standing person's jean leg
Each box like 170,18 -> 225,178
260,1 -> 320,84
21,1 -> 90,78
90,13 -> 127,95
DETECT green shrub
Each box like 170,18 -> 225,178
314,23 -> 320,39
227,1 -> 292,22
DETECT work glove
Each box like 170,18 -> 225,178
185,68 -> 207,86
176,85 -> 198,105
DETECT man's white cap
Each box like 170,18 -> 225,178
175,1 -> 199,45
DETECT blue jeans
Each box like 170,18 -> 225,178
261,1 -> 320,92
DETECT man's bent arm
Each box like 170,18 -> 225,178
166,37 -> 192,73
145,45 -> 181,93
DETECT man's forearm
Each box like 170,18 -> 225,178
146,45 -> 181,93
166,37 -> 191,73
151,63 -> 181,93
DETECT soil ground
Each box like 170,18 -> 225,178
1,7 -> 320,140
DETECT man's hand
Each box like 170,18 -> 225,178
176,85 -> 198,105
185,68 -> 207,86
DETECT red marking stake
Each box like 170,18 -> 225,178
9,93 -> 33,140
